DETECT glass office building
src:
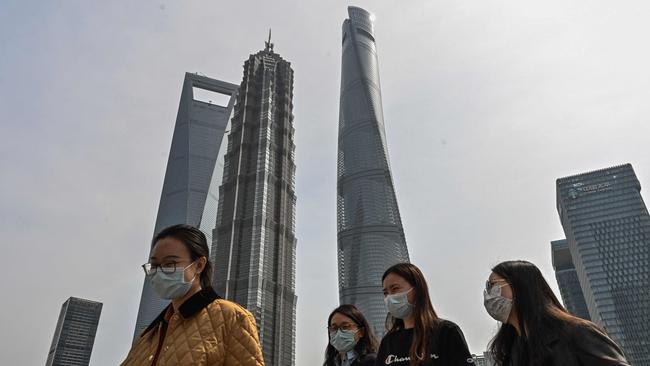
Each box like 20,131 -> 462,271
337,6 -> 410,337
212,39 -> 296,366
556,164 -> 650,365
132,73 -> 238,339
46,297 -> 102,366
551,239 -> 591,320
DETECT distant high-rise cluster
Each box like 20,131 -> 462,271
46,297 -> 102,366
131,34 -> 297,365
336,6 -> 410,337
555,164 -> 650,365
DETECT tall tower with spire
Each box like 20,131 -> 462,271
212,35 -> 297,366
337,6 -> 410,337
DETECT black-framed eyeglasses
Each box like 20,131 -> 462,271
485,279 -> 509,292
142,262 -> 184,275
327,323 -> 359,334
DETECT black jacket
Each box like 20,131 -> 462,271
326,352 -> 376,366
354,353 -> 376,366
510,321 -> 629,366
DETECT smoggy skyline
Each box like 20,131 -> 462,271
2,1 -> 650,364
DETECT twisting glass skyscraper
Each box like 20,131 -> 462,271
337,6 -> 410,336
557,164 -> 650,365
133,73 -> 238,339
212,37 -> 297,366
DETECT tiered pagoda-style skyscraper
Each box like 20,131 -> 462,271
212,35 -> 297,366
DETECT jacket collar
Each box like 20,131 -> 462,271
141,287 -> 220,336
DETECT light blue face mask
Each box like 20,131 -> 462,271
329,329 -> 358,353
384,287 -> 414,319
148,262 -> 198,300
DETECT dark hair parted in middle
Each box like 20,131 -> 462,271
382,263 -> 440,366
323,304 -> 378,366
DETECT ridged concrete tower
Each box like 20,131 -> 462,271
212,34 -> 297,366
337,6 -> 410,337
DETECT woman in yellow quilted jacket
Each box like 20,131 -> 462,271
121,224 -> 265,366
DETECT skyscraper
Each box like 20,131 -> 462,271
550,239 -> 591,320
556,164 -> 650,365
337,6 -> 410,336
46,297 -> 102,366
212,36 -> 297,366
133,73 -> 238,339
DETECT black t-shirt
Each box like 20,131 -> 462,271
375,320 -> 474,366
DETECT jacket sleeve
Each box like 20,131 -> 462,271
223,310 -> 265,366
571,324 -> 630,366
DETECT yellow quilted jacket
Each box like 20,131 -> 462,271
121,288 -> 264,366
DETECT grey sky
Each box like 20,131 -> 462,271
1,0 -> 649,365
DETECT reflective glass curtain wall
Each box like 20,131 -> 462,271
551,239 -> 591,320
557,164 -> 650,365
212,42 -> 297,366
132,73 -> 238,340
337,6 -> 410,337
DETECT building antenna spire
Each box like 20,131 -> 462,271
265,28 -> 274,53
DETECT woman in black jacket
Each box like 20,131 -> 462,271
324,304 -> 378,366
484,260 -> 630,366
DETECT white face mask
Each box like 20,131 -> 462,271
483,282 -> 512,323
148,262 -> 198,300
384,287 -> 414,319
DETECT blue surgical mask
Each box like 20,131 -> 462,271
329,329 -> 358,353
148,262 -> 198,300
385,287 -> 414,319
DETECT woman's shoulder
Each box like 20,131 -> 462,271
557,320 -> 629,365
433,318 -> 465,335
208,298 -> 254,318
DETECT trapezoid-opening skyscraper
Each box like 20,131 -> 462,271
337,6 -> 410,337
132,73 -> 238,340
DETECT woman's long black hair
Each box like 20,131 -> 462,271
323,304 -> 378,366
488,260 -> 589,366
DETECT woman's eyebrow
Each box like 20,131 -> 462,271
150,255 -> 182,260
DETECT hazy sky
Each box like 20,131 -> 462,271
2,1 -> 650,365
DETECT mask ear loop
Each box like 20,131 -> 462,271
184,261 -> 201,284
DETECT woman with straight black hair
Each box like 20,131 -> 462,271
484,260 -> 629,366
323,304 -> 378,366
376,263 -> 473,366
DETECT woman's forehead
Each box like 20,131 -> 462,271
383,273 -> 408,285
152,237 -> 190,258
489,272 -> 505,281
330,312 -> 354,325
